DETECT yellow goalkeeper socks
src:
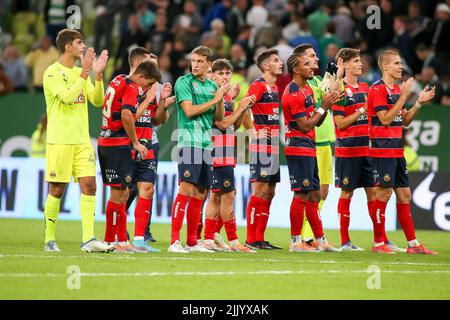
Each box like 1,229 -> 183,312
44,194 -> 61,243
80,194 -> 96,243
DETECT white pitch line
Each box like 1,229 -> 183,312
0,270 -> 450,278
1,253 -> 449,267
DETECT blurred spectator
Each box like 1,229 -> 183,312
45,0 -> 75,43
25,36 -> 59,92
201,18 -> 231,57
272,37 -> 293,69
230,63 -> 250,106
352,38 -> 369,55
93,0 -> 118,54
440,73 -> 450,106
135,0 -> 155,31
415,66 -> 443,104
256,14 -> 283,49
318,22 -> 344,71
118,0 -> 135,37
246,46 -> 266,83
203,0 -> 232,30
429,3 -> 450,62
230,43 -> 248,70
226,0 -> 248,40
114,15 -> 148,76
148,9 -> 172,56
359,53 -> 381,85
2,45 -> 28,91
158,54 -> 173,84
307,3 -> 332,41
0,63 -> 13,95
407,1 -> 427,37
172,0 -> 203,51
266,0 -> 289,22
415,43 -> 444,77
246,0 -> 268,47
287,18 -> 319,54
169,35 -> 189,80
282,12 -> 302,42
391,15 -> 418,73
30,114 -> 47,158
377,0 -> 395,48
332,6 -> 354,46
321,43 -> 340,74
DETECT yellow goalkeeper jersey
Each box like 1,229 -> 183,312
43,61 -> 104,144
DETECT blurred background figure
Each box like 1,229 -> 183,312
30,114 -> 47,158
403,128 -> 421,172
0,63 -> 13,95
25,36 -> 58,92
2,45 -> 28,91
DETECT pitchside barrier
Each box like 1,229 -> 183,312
1,156 -> 448,232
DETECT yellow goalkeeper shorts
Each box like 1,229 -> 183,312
316,144 -> 333,185
46,143 -> 96,183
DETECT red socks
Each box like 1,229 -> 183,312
224,219 -> 238,242
134,197 -> 151,238
105,200 -> 120,243
186,197 -> 203,246
255,198 -> 271,242
338,198 -> 351,245
246,196 -> 260,243
305,201 -> 324,239
397,202 -> 416,241
170,193 -> 189,244
197,212 -> 203,240
370,199 -> 387,243
204,218 -> 217,241
290,197 -> 306,236
116,203 -> 128,242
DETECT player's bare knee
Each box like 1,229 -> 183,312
139,184 -> 154,200
309,190 -> 321,203
378,188 -> 393,202
396,188 -> 412,203
321,185 -> 329,200
49,183 -> 66,198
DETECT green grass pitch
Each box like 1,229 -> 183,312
0,218 -> 449,299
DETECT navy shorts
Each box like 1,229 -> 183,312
210,166 -> 235,193
131,140 -> 157,184
286,155 -> 320,192
177,147 -> 211,188
373,157 -> 409,188
98,145 -> 133,187
249,152 -> 280,183
335,156 -> 375,190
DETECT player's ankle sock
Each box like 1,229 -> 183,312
291,235 -> 301,244
338,198 -> 351,245
229,239 -> 239,246
134,197 -> 151,238
305,201 -> 324,238
374,242 -> 384,247
256,198 -> 271,242
105,200 -> 121,243
216,215 -> 224,233
224,218 -> 238,242
301,210 -> 314,241
316,236 -> 328,245
170,193 -> 189,244
204,218 -> 217,240
408,239 -> 420,247
371,200 -> 387,243
134,236 -> 144,241
396,202 -> 417,242
44,194 -> 61,243
246,195 -> 260,243
186,197 -> 203,247
290,197 -> 306,237
80,194 -> 96,243
116,204 -> 128,243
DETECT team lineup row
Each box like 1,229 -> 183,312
41,29 -> 437,255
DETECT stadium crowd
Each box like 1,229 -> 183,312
0,0 -> 449,105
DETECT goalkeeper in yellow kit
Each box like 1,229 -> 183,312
42,29 -> 114,252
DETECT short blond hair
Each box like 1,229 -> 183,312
378,49 -> 400,70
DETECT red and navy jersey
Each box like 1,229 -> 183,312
247,77 -> 280,155
133,92 -> 158,160
212,95 -> 236,167
281,82 -> 316,157
98,75 -> 139,146
367,80 -> 404,158
332,82 -> 370,157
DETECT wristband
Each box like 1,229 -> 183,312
357,107 -> 366,114
316,107 -> 325,116
416,101 -> 422,109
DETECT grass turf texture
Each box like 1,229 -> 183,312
0,218 -> 449,300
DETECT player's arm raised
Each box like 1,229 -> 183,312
135,82 -> 158,119
334,102 -> 367,130
154,82 -> 173,125
86,49 -> 109,107
315,90 -> 343,127
215,95 -> 256,130
402,86 -> 436,126
376,77 -> 412,126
